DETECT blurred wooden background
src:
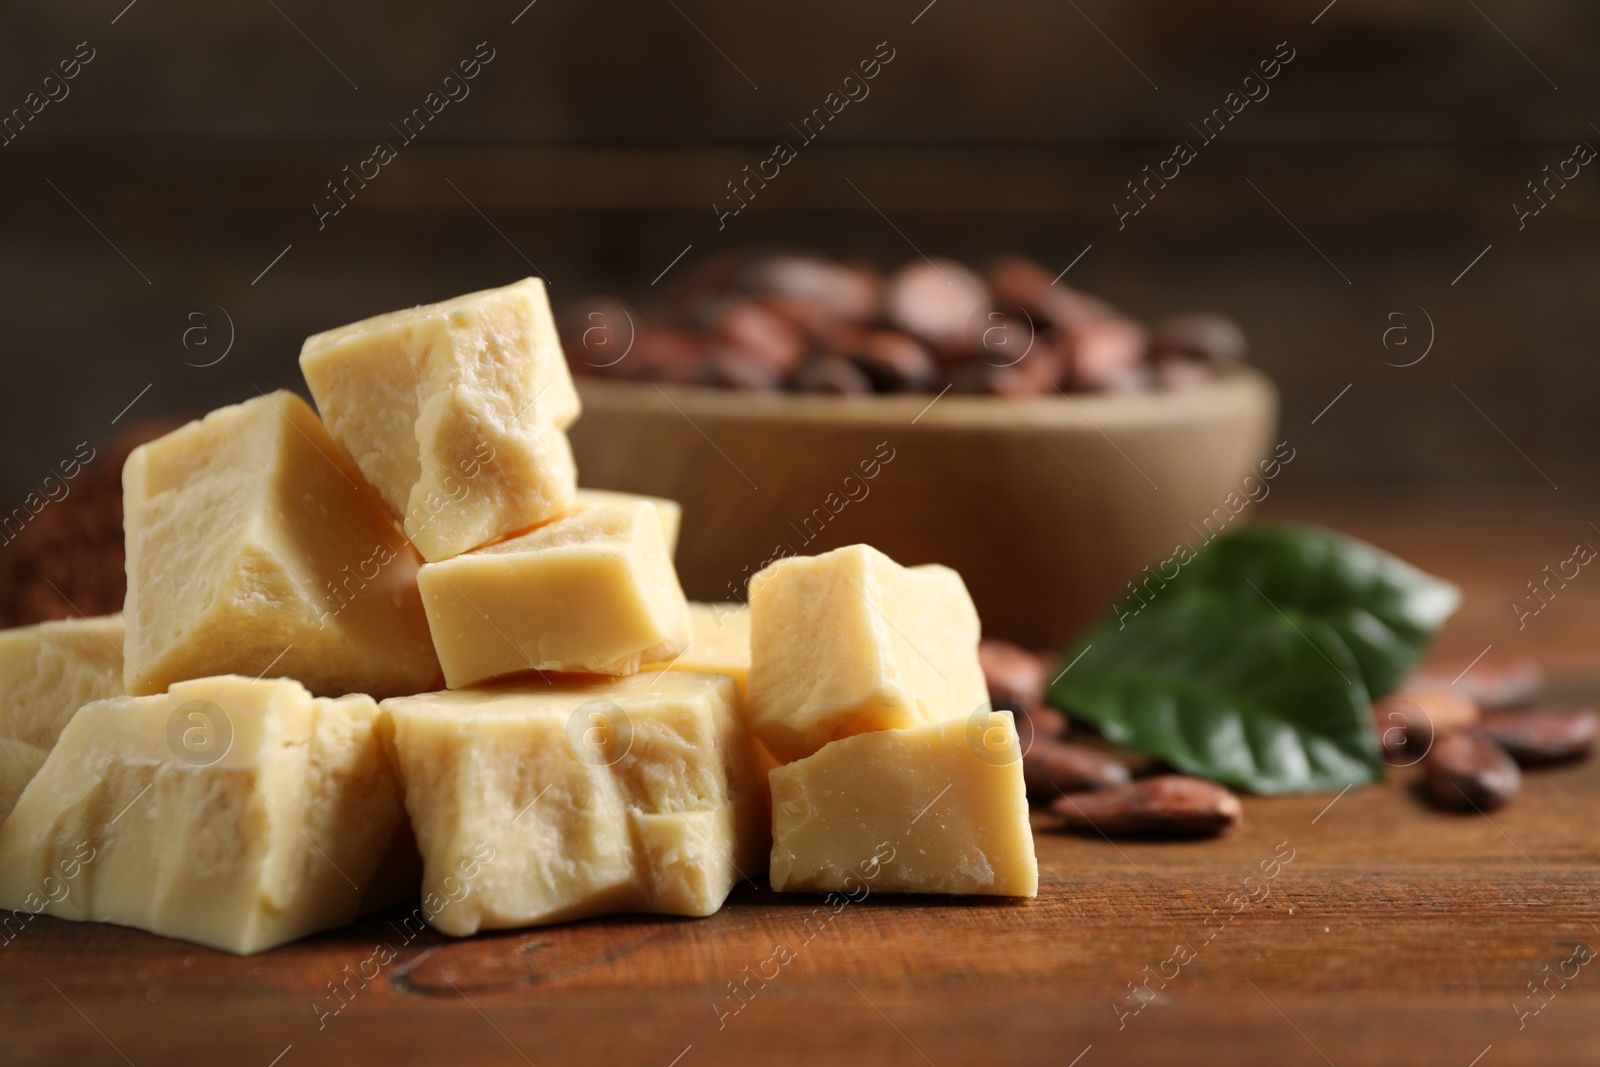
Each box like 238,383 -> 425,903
1,0 -> 1595,511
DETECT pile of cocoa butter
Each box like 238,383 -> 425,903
561,250 -> 1244,396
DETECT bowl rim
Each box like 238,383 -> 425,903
574,365 -> 1276,430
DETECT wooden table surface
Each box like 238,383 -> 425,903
4,495 -> 1599,1067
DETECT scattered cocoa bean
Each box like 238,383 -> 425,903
885,258 -> 990,352
1049,775 -> 1242,837
1423,729 -> 1521,811
1024,737 -> 1131,797
1405,656 -> 1542,709
979,638 -> 1048,711
1151,312 -> 1248,366
1478,706 -> 1597,765
791,355 -> 872,394
842,329 -> 938,392
1021,704 -> 1069,739
1373,688 -> 1480,757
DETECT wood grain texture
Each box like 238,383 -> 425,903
3,500 -> 1598,1066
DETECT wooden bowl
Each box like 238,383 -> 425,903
569,368 -> 1279,650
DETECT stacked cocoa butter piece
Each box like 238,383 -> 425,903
0,278 -> 1034,955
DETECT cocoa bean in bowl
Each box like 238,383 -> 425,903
562,248 -> 1245,401
565,251 -> 1276,650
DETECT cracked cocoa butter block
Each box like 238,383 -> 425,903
299,277 -> 581,562
381,671 -> 767,936
0,676 -> 407,955
121,390 -> 439,700
0,614 -> 125,825
769,713 -> 1037,897
417,500 -> 689,686
746,544 -> 989,763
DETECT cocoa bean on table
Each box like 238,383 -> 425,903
1405,656 -> 1542,710
1024,737 -> 1130,797
1049,775 -> 1242,837
1478,706 -> 1597,765
1373,688 -> 1480,757
979,638 -> 1048,712
1422,729 -> 1521,811
1021,704 -> 1069,740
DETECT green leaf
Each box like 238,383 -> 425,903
1169,523 -> 1461,699
1050,588 -> 1382,794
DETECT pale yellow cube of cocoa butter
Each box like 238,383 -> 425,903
418,501 -> 690,686
382,671 -> 767,935
0,676 -> 407,954
747,544 -> 988,762
769,713 -> 1037,897
121,391 -> 439,699
646,603 -> 750,694
300,277 -> 581,561
0,614 -> 125,825
572,487 -> 682,557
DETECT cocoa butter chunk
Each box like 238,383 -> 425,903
0,676 -> 406,955
121,391 -> 439,700
1022,737 -> 1129,797
1478,707 -> 1597,765
382,672 -> 767,935
746,545 -> 989,763
1423,729 -> 1521,811
644,603 -> 751,696
571,488 -> 682,558
768,714 -> 1037,897
418,501 -> 690,686
1050,775 -> 1242,837
0,615 -> 125,825
299,277 -> 581,562
978,638 -> 1048,711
